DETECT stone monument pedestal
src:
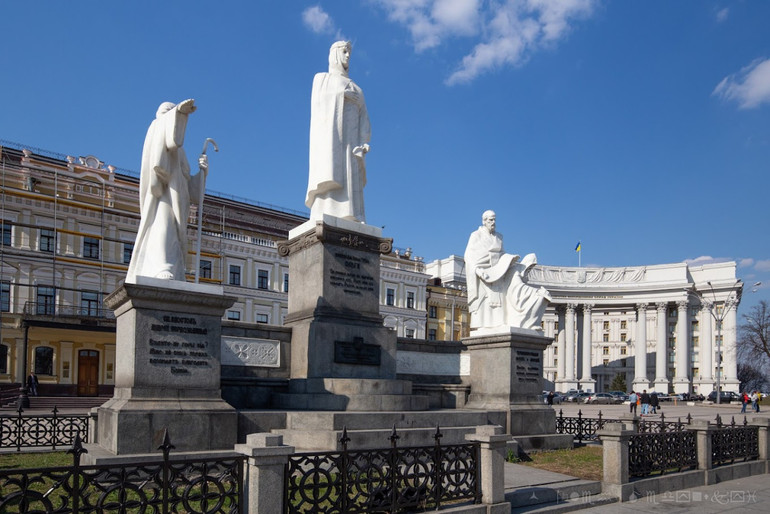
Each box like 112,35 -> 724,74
276,216 -> 428,411
464,328 -> 572,452
94,278 -> 237,455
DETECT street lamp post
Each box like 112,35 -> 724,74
705,281 -> 740,405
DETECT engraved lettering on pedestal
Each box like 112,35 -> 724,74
148,314 -> 212,374
335,337 -> 381,366
515,350 -> 542,383
329,252 -> 376,297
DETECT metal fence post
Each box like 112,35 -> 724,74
235,433 -> 295,514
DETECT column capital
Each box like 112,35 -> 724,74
677,300 -> 689,310
700,300 -> 713,311
583,303 -> 594,313
636,303 -> 647,312
656,302 -> 667,312
566,303 -> 577,313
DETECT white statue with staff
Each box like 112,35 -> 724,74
127,99 -> 210,283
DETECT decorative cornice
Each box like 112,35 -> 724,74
277,222 -> 392,257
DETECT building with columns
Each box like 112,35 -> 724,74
427,256 -> 743,395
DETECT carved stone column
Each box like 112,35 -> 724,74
673,300 -> 690,394
563,304 -> 578,390
555,306 -> 566,390
580,304 -> 595,392
697,301 -> 713,393
722,303 -> 739,391
653,302 -> 669,393
632,303 -> 649,390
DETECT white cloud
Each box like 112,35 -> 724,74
738,258 -> 755,268
713,58 -> 770,109
715,7 -> 729,23
755,259 -> 770,272
683,255 -> 732,266
376,0 -> 596,84
302,5 -> 336,35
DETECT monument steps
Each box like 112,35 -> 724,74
271,392 -> 430,411
272,409 -> 508,451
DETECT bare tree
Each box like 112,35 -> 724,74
737,362 -> 769,393
738,300 -> 770,363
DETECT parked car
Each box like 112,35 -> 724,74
566,392 -> 591,403
650,392 -> 670,402
542,392 -> 563,405
609,391 -> 629,402
585,392 -> 619,404
706,391 -> 738,403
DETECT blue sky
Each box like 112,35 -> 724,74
1,1 -> 768,315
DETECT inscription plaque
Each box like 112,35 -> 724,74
334,337 -> 381,366
147,314 -> 212,375
515,350 -> 542,383
329,252 -> 376,296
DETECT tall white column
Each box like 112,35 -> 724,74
654,302 -> 669,392
563,304 -> 578,390
633,303 -> 649,390
673,300 -> 690,394
723,303 -> 739,391
556,306 -> 566,391
698,301 -> 713,392
580,304 -> 595,391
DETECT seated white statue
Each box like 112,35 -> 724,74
464,210 -> 551,332
127,99 -> 206,283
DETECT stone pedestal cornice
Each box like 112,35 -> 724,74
278,222 -> 393,257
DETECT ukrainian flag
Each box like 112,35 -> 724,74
575,241 -> 581,252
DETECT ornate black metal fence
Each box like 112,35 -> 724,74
711,415 -> 759,466
638,413 -> 693,434
285,426 -> 480,513
555,410 -> 623,443
0,406 -> 89,451
628,427 -> 698,478
0,431 -> 245,513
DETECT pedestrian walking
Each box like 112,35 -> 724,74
741,391 -> 749,413
649,391 -> 659,414
27,372 -> 39,396
640,390 -> 650,416
629,391 -> 638,415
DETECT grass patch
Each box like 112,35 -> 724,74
0,451 -> 70,470
516,446 -> 603,482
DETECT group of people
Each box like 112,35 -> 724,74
740,391 -> 763,413
628,390 -> 659,416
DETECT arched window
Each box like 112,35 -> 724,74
34,347 -> 54,375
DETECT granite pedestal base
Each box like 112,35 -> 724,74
96,278 -> 237,455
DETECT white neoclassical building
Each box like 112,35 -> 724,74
427,256 -> 743,395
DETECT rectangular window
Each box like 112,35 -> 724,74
200,259 -> 212,279
406,291 -> 415,309
255,313 -> 269,324
0,345 -> 7,374
386,288 -> 395,306
0,281 -> 9,312
602,346 -> 609,355
692,336 -> 699,347
229,265 -> 241,286
123,242 -> 134,264
226,310 -> 241,321
257,269 -> 269,290
405,328 -> 415,338
621,358 -> 627,367
2,222 -> 11,246
429,306 -> 437,318
602,333 -> 609,342
620,333 -> 627,342
428,329 -> 437,341
691,320 -> 699,332
554,321 -> 559,331
34,347 -> 54,375
603,359 -> 609,366
554,347 -> 558,355
83,236 -> 100,259
80,291 -> 100,316
40,229 -> 55,253
602,321 -> 609,330
283,273 -> 289,293
620,320 -> 627,330
620,347 -> 627,355
36,286 -> 55,315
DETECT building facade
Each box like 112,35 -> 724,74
0,142 -> 428,398
426,255 -> 743,395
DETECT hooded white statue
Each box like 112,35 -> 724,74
126,99 -> 207,283
464,210 -> 552,332
306,41 -> 371,223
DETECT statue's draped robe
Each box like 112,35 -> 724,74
127,105 -> 202,282
306,70 -> 370,222
464,227 -> 548,331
